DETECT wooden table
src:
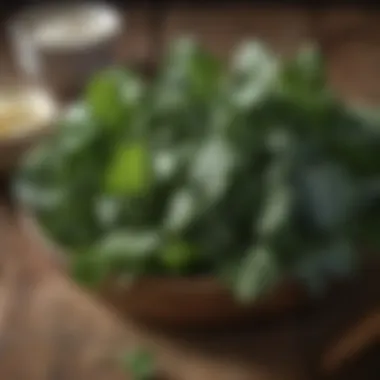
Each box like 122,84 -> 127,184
1,6 -> 380,380
0,200 -> 379,380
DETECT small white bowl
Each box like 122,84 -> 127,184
0,84 -> 59,173
9,2 -> 124,99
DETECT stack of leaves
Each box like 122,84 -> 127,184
16,39 -> 380,302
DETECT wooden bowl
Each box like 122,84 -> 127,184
101,276 -> 306,328
22,210 -> 307,327
0,85 -> 58,174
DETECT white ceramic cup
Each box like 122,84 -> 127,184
9,2 -> 124,99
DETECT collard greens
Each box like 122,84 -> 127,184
17,39 -> 380,302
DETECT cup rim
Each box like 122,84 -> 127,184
8,1 -> 124,52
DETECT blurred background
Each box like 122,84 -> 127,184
1,2 -> 380,104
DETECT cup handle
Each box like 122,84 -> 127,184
9,24 -> 41,80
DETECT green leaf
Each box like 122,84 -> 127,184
323,238 -> 356,278
97,230 -> 160,261
190,136 -> 237,204
164,188 -> 199,233
95,196 -> 123,229
293,238 -> 356,294
300,163 -> 355,233
86,69 -> 144,127
230,41 -> 279,109
57,103 -> 98,155
156,37 -> 222,109
152,148 -> 182,183
234,245 -> 280,303
71,253 -> 108,288
257,150 -> 295,240
292,250 -> 327,295
106,142 -> 153,196
160,239 -> 197,273
258,185 -> 293,239
278,44 -> 329,108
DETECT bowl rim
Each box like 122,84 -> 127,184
0,84 -> 60,148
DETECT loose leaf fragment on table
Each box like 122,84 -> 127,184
123,348 -> 156,380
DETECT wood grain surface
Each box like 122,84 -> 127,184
1,6 -> 380,380
0,201 -> 379,380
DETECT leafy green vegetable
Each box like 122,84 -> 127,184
17,39 -> 380,302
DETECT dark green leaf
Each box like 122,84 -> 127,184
160,239 -> 198,273
71,253 -> 108,288
293,238 -> 356,294
299,163 -> 355,233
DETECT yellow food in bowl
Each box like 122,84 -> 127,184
0,103 -> 34,136
0,88 -> 57,139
